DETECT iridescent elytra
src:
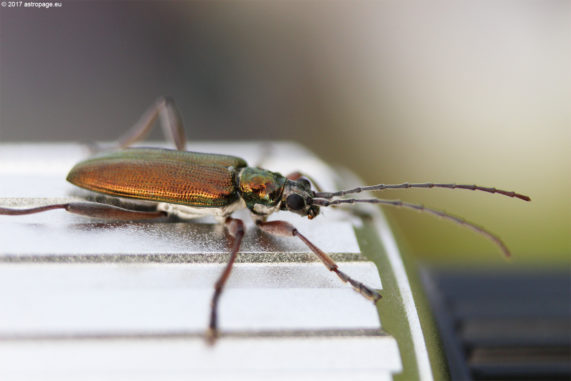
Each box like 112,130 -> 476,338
67,149 -> 249,208
0,97 -> 531,344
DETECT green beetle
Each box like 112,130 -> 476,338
66,148 -> 319,220
0,97 -> 531,343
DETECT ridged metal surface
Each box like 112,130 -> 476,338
0,142 -> 402,380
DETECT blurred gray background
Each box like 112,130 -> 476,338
1,1 -> 569,263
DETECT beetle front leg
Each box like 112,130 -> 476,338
0,202 -> 167,220
116,96 -> 186,151
256,220 -> 382,303
207,217 -> 245,345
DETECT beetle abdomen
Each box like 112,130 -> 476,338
67,148 -> 247,207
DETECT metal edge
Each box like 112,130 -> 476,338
334,165 -> 449,381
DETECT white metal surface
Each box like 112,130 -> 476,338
0,263 -> 381,335
0,142 -> 402,380
1,338 -> 399,381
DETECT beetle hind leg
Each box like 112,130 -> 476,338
0,202 -> 167,220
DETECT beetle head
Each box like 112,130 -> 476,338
280,178 -> 320,219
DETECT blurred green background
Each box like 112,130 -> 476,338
1,1 -> 568,265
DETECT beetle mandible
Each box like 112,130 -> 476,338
0,97 -> 531,343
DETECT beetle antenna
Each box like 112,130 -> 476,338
314,183 -> 531,202
312,197 -> 512,258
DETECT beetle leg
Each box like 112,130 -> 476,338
207,217 -> 245,345
256,220 -> 382,303
286,171 -> 324,192
0,202 -> 167,220
116,96 -> 186,151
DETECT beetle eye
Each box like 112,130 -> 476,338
298,177 -> 311,189
286,194 -> 305,211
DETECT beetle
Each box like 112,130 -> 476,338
0,97 -> 531,343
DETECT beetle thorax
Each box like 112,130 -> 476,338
237,167 -> 286,216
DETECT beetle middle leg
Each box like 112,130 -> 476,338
207,217 -> 245,344
114,96 -> 186,151
256,220 -> 382,303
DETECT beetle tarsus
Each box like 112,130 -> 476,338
205,327 -> 218,346
333,267 -> 382,303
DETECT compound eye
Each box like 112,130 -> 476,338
286,194 -> 305,211
298,177 -> 311,189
